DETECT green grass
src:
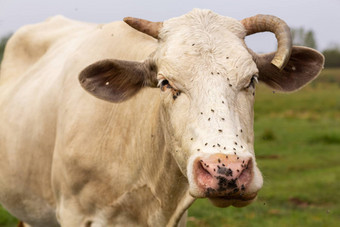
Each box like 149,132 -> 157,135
1,68 -> 340,226
0,206 -> 17,227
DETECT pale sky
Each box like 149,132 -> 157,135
0,0 -> 339,52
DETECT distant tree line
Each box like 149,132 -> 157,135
291,27 -> 340,68
292,27 -> 318,49
0,29 -> 339,67
322,46 -> 340,68
0,34 -> 11,64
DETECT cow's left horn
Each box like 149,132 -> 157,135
123,17 -> 163,39
241,15 -> 292,70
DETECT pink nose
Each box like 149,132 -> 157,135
194,154 -> 253,196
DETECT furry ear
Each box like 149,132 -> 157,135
79,59 -> 158,102
255,46 -> 324,92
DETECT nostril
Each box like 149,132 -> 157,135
195,159 -> 217,190
238,159 -> 253,187
199,160 -> 212,176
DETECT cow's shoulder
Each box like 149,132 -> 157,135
0,15 -> 93,81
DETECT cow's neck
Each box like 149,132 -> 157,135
110,89 -> 195,226
144,94 -> 195,226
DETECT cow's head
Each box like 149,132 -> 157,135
79,10 -> 324,207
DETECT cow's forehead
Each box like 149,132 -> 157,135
154,9 -> 257,88
160,9 -> 246,41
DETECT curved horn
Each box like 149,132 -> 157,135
123,17 -> 163,39
241,15 -> 292,70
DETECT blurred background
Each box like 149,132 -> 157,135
0,0 -> 339,226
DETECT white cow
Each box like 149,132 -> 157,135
0,9 -> 324,227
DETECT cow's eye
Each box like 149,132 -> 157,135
158,79 -> 173,91
246,75 -> 259,89
158,79 -> 181,100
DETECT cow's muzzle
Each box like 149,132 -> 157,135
192,153 -> 258,207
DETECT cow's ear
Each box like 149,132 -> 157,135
79,59 -> 158,102
256,46 -> 324,92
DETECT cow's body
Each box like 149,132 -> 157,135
0,16 -> 191,226
0,9 -> 324,227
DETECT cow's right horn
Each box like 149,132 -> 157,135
124,17 -> 163,39
241,15 -> 292,70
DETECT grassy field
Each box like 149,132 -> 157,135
1,68 -> 340,226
